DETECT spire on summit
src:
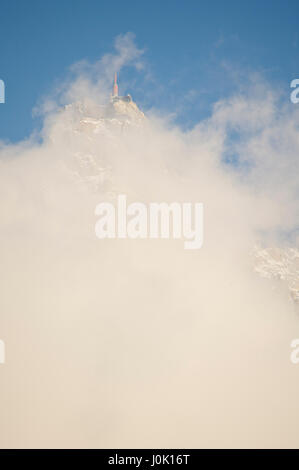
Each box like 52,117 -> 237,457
112,72 -> 118,97
110,73 -> 133,105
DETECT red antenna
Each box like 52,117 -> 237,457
113,72 -> 118,96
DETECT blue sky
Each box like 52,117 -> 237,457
0,0 -> 298,142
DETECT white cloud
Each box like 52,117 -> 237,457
0,35 -> 299,448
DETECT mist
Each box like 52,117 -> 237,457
0,34 -> 299,448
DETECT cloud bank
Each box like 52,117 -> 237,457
0,34 -> 299,448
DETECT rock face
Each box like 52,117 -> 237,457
109,94 -> 145,125
253,245 -> 299,303
65,94 -> 145,134
62,94 -> 145,194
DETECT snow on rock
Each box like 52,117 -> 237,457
61,94 -> 145,194
253,245 -> 299,303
